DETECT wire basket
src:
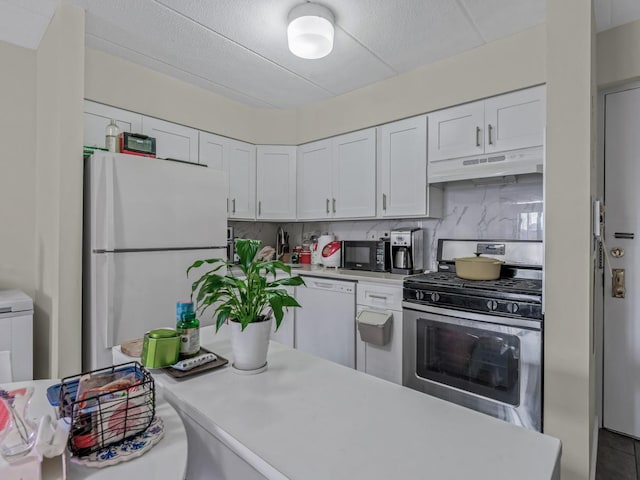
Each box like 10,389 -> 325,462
57,362 -> 155,457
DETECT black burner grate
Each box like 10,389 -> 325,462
408,272 -> 542,296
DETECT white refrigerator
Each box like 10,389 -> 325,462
84,152 -> 227,370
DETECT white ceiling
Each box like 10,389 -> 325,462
0,0 -> 638,109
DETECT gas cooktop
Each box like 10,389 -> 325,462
406,272 -> 542,296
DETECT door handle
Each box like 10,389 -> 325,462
326,198 -> 330,214
612,268 -> 625,298
382,193 -> 387,211
476,126 -> 481,147
232,198 -> 236,214
258,201 -> 262,216
332,198 -> 336,214
226,198 -> 229,214
488,124 -> 494,145
104,253 -> 116,348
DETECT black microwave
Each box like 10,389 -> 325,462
341,240 -> 391,272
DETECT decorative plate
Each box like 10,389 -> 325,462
70,416 -> 164,468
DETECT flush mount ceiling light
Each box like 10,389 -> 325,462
287,3 -> 335,59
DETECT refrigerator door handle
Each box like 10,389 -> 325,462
104,253 -> 116,348
104,158 -> 116,251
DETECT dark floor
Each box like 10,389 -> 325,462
596,428 -> 640,479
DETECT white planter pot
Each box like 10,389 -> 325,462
230,318 -> 272,372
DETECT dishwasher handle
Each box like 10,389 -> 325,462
305,279 -> 355,293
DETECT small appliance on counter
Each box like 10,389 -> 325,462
275,227 -> 289,260
321,241 -> 342,268
141,328 -> 181,368
342,240 -> 391,272
314,233 -> 335,265
119,132 -> 157,158
390,228 -> 424,274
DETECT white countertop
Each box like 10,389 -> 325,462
1,379 -> 188,480
151,327 -> 561,480
233,263 -> 412,285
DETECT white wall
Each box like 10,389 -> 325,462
34,3 -> 84,378
0,42 -> 36,297
544,1 -> 595,479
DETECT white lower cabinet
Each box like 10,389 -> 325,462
176,409 -> 268,480
355,282 -> 403,384
270,286 -> 295,347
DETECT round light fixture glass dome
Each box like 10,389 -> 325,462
287,3 -> 334,59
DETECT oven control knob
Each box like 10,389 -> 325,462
430,293 -> 440,302
507,303 -> 519,314
415,291 -> 425,301
486,300 -> 498,311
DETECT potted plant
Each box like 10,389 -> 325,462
187,238 -> 305,373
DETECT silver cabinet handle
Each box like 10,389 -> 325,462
476,126 -> 481,147
488,124 -> 493,145
332,198 -> 336,214
382,193 -> 387,211
232,198 -> 236,214
326,198 -> 330,214
258,201 -> 262,216
369,294 -> 388,300
226,198 -> 229,213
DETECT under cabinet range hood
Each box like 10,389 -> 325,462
427,146 -> 543,184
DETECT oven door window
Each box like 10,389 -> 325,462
416,319 -> 520,406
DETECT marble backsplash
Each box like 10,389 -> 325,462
230,174 -> 543,271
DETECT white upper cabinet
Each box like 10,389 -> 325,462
428,101 -> 485,162
83,100 -> 142,149
227,140 -> 256,220
483,86 -> 545,154
331,129 -> 376,219
297,130 -> 376,220
380,116 -> 441,218
198,132 -> 226,170
256,146 -> 297,220
142,116 -> 199,164
428,85 -> 545,163
199,132 -> 255,220
297,139 -> 333,220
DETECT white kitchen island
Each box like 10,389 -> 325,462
136,326 -> 561,480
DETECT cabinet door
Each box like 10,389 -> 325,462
380,116 -> 427,217
331,128 -> 376,219
484,85 -> 546,154
297,140 -> 332,220
142,116 -> 199,163
256,146 -> 297,220
428,101 -> 484,162
198,132 -> 227,170
227,140 -> 256,220
83,100 -> 142,149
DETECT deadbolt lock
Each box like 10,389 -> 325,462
611,247 -> 625,258
612,268 -> 625,298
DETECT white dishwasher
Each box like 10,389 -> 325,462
294,278 -> 356,368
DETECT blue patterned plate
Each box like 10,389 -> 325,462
70,416 -> 164,468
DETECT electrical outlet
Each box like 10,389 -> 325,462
369,232 -> 377,240
381,231 -> 390,239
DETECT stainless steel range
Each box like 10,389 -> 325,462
402,239 -> 543,431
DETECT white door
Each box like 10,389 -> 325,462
428,100 -> 484,162
142,116 -> 199,163
256,146 -> 297,220
89,153 -> 227,250
380,116 -> 427,217
88,248 -> 226,370
227,140 -> 256,220
331,129 -> 376,219
603,86 -> 640,438
84,100 -> 143,149
484,86 -> 546,154
297,140 -> 333,220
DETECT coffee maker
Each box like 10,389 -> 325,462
390,228 -> 424,274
